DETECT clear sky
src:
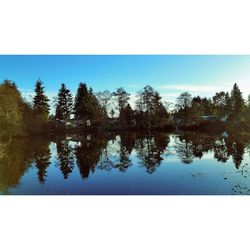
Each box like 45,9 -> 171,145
1,55 -> 250,105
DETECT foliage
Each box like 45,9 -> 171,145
55,83 -> 73,120
73,83 -> 105,126
0,80 -> 32,138
119,104 -> 135,128
33,79 -> 50,121
230,83 -> 245,119
135,85 -> 169,129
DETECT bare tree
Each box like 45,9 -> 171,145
96,90 -> 113,112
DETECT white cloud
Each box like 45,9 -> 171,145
125,78 -> 250,110
157,79 -> 250,100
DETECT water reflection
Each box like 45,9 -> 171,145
75,134 -> 107,179
135,133 -> 170,174
0,138 -> 33,193
56,140 -> 75,179
33,141 -> 51,184
0,132 -> 250,194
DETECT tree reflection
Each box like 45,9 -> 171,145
174,134 -> 195,164
74,134 -> 107,179
33,140 -> 51,184
56,140 -> 75,179
1,131 -> 250,194
218,136 -> 245,169
231,142 -> 245,169
213,138 -> 229,163
135,133 -> 170,174
0,138 -> 33,193
115,133 -> 136,172
174,132 -> 247,169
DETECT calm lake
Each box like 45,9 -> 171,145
0,132 -> 250,195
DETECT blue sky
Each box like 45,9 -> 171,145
0,55 -> 250,106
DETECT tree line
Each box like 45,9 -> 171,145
1,78 -> 250,138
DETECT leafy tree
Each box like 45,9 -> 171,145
135,85 -> 169,129
55,83 -> 73,120
175,92 -> 192,123
213,91 -> 231,116
87,87 -> 106,125
0,80 -> 27,138
176,92 -> 192,111
33,79 -> 50,121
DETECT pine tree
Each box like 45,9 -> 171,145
119,104 -> 134,128
33,79 -> 50,120
230,83 -> 245,119
152,92 -> 169,125
73,83 -> 88,122
55,83 -> 73,120
73,83 -> 104,126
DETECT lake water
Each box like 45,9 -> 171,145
0,132 -> 250,195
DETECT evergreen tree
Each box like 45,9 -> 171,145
119,104 -> 134,128
73,83 -> 104,126
191,96 -> 203,118
151,92 -> 169,126
230,83 -> 245,119
33,79 -> 50,120
55,83 -> 73,120
73,82 -> 89,122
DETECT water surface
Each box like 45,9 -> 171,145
1,132 -> 250,195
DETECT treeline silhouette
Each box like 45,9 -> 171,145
1,132 -> 249,193
1,79 -> 250,138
